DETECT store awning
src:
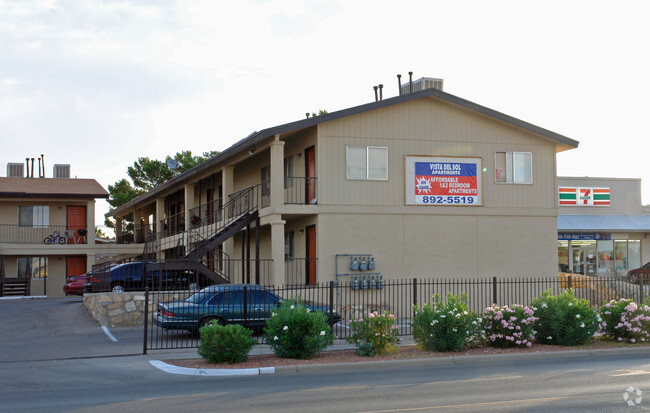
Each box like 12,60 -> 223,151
558,215 -> 650,232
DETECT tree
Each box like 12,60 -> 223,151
310,109 -> 328,117
127,157 -> 174,192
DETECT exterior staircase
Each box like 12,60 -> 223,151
143,186 -> 260,285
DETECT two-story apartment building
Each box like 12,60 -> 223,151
0,163 -> 141,297
107,79 -> 579,287
557,176 -> 650,277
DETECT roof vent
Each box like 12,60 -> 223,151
7,163 -> 24,177
400,77 -> 444,94
53,164 -> 71,178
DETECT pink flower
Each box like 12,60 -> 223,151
526,342 -> 532,347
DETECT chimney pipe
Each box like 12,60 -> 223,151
306,113 -> 310,119
38,157 -> 41,178
25,158 -> 29,178
409,72 -> 413,94
397,74 -> 402,95
41,154 -> 45,178
379,84 -> 383,101
31,158 -> 34,178
373,86 -> 378,102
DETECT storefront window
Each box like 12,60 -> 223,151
614,240 -> 628,271
597,240 -> 614,273
558,241 -> 569,272
629,240 -> 641,270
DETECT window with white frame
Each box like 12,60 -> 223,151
346,146 -> 388,180
495,151 -> 532,184
18,206 -> 49,227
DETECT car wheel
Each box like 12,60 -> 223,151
199,316 -> 223,329
111,283 -> 125,293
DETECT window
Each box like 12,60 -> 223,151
261,166 -> 270,196
284,231 -> 294,261
284,156 -> 293,188
18,206 -> 49,227
347,146 -> 388,180
495,151 -> 532,184
17,257 -> 48,279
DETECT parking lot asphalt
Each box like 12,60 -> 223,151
0,297 -> 144,363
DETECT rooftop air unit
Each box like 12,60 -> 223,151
400,77 -> 444,95
53,164 -> 71,178
7,163 -> 24,177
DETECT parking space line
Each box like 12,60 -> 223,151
102,326 -> 118,342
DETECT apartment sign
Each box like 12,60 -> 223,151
405,156 -> 482,206
559,187 -> 611,206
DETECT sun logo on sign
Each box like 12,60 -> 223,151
415,176 -> 433,195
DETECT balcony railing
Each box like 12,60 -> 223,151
188,198 -> 223,227
159,212 -> 185,237
285,257 -> 318,285
0,224 -> 88,244
285,177 -> 317,205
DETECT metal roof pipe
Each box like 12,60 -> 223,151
379,84 -> 383,101
25,158 -> 29,178
397,74 -> 402,95
373,86 -> 378,102
409,72 -> 413,94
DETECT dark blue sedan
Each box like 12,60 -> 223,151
154,284 -> 340,332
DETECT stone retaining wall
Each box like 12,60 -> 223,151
83,291 -> 191,327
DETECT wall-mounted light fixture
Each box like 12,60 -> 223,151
248,146 -> 256,155
298,228 -> 304,234
296,153 -> 302,159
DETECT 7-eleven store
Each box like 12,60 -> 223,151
557,177 -> 650,277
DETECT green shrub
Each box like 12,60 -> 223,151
412,293 -> 483,352
264,297 -> 334,359
600,298 -> 634,338
198,323 -> 257,364
483,304 -> 537,348
347,310 -> 400,356
531,289 -> 600,346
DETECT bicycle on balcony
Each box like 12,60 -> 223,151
43,230 -> 68,245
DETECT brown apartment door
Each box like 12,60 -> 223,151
306,225 -> 316,285
66,256 -> 86,277
67,206 -> 86,244
305,146 -> 316,204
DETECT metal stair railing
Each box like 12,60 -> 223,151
143,185 -> 261,259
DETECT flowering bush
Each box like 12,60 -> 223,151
601,299 -> 650,343
347,310 -> 400,356
600,298 -> 635,338
198,323 -> 257,364
531,289 -> 600,346
263,297 -> 334,359
483,304 -> 537,348
411,293 -> 483,352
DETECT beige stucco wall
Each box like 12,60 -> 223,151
316,213 -> 557,281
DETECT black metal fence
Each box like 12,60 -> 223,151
143,275 -> 648,352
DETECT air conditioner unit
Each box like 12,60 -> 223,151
7,163 -> 24,178
401,77 -> 444,95
53,164 -> 71,178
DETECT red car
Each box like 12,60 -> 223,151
627,263 -> 650,284
63,274 -> 87,296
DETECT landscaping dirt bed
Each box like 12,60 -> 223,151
166,341 -> 650,370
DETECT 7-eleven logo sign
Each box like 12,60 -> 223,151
559,187 -> 610,206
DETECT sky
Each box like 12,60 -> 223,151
1,0 -> 649,229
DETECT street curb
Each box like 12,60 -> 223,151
150,346 -> 650,376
